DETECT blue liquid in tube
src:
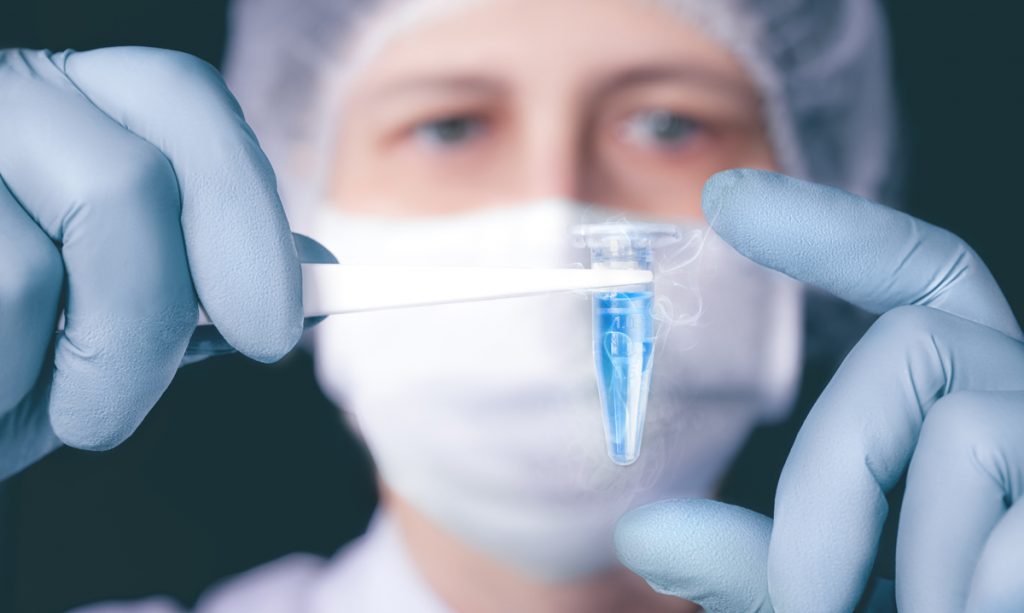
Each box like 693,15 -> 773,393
572,221 -> 680,465
595,290 -> 654,465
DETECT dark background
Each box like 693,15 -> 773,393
1,1 -> 1022,611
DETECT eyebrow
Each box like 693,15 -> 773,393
593,64 -> 758,99
363,63 -> 757,104
367,76 -> 505,99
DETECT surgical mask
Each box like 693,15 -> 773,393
310,198 -> 804,580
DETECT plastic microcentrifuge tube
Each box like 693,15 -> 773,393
572,223 -> 681,465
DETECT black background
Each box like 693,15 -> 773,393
2,1 -> 1022,611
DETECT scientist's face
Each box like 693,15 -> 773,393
329,0 -> 776,217
313,0 -> 806,583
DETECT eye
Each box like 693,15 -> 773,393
414,116 -> 485,148
622,110 -> 700,150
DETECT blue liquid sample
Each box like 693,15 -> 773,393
593,289 -> 654,465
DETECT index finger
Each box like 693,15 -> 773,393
701,169 -> 1021,340
64,47 -> 303,361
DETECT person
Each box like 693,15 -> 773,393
1,0 -> 1021,611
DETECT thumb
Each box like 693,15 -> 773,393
615,499 -> 774,613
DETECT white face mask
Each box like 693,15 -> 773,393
310,199 -> 804,581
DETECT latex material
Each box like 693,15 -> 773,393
615,169 -> 1024,613
0,47 -> 302,478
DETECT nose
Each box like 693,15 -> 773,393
518,98 -> 588,202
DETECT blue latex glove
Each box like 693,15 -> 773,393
615,170 -> 1024,612
0,47 -> 306,479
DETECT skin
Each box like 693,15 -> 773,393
330,0 -> 776,218
328,0 -> 779,611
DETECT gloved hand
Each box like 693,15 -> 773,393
615,170 -> 1024,612
0,47 -> 305,480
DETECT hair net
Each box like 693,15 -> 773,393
222,0 -> 901,230
657,0 -> 900,203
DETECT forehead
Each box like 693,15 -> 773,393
344,0 -> 750,92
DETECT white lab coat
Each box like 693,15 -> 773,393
72,513 -> 452,613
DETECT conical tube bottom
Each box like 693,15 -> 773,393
594,290 -> 654,466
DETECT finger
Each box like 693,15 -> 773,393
0,179 -> 63,476
615,499 -> 774,613
766,308 -> 1024,611
180,233 -> 337,365
0,179 -> 62,410
701,169 -> 1022,341
63,47 -> 302,362
0,49 -> 196,450
897,390 -> 1024,612
967,495 -> 1024,612
0,371 -> 62,480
